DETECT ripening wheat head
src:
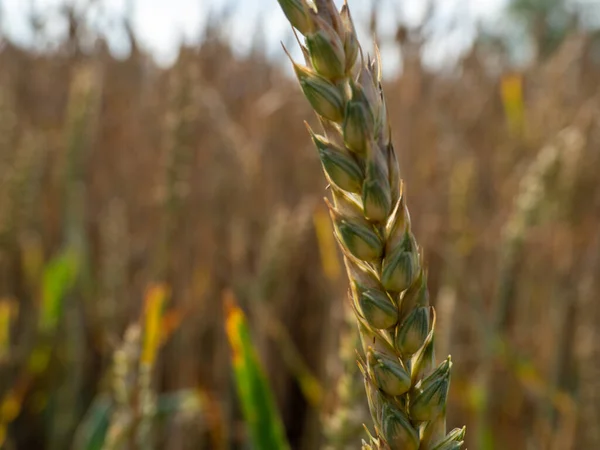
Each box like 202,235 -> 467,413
275,1 -> 466,448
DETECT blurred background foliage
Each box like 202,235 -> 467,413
0,0 -> 599,449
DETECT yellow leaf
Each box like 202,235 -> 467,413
0,298 -> 17,361
313,206 -> 341,281
500,72 -> 525,134
141,283 -> 170,366
223,290 -> 244,367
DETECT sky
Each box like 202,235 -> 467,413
0,0 -> 507,73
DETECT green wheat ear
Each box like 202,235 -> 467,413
275,1 -> 466,448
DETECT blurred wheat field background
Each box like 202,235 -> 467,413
0,1 -> 599,449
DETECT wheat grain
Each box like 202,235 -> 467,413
275,1 -> 465,448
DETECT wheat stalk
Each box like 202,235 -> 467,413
323,306 -> 370,450
275,1 -> 465,448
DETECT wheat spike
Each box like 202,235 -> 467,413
275,1 -> 465,448
103,324 -> 143,450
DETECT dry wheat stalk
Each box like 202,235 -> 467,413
103,324 -> 157,450
103,325 -> 143,450
275,1 -> 465,448
323,306 -> 370,450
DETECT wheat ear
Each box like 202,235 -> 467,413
275,1 -> 465,448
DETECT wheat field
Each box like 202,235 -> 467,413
0,2 -> 599,449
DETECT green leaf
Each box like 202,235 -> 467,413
71,395 -> 113,450
39,248 -> 79,333
224,292 -> 290,450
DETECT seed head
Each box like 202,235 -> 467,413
336,220 -> 383,262
276,0 -> 315,35
419,414 -> 447,449
345,256 -> 381,290
410,377 -> 449,422
381,233 -> 419,292
385,188 -> 411,253
395,306 -> 430,356
421,357 -> 452,390
362,152 -> 392,223
291,62 -> 345,122
367,348 -> 411,396
411,331 -> 435,384
358,288 -> 398,330
275,0 -> 464,446
343,100 -> 371,154
340,2 -> 359,72
305,20 -> 346,79
434,442 -> 462,450
430,427 -> 466,450
356,66 -> 380,118
308,127 -> 363,193
328,201 -> 383,262
380,403 -> 419,450
399,267 -> 429,321
409,358 -> 452,421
